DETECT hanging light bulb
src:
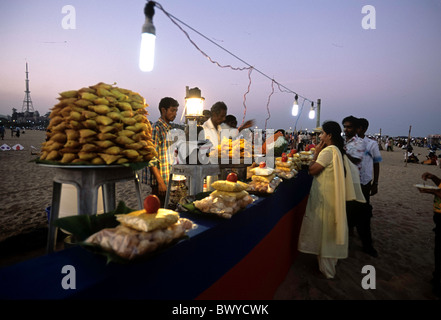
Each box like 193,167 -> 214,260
308,102 -> 315,119
291,94 -> 299,116
139,1 -> 156,72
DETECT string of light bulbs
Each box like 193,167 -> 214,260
139,1 -> 318,131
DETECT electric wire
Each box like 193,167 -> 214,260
154,2 -> 314,103
152,1 -> 316,130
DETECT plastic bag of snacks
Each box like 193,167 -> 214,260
85,218 -> 194,260
193,174 -> 253,218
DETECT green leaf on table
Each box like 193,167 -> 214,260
195,191 -> 211,200
53,201 -> 135,241
180,199 -> 225,220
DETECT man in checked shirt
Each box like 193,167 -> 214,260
148,97 -> 179,207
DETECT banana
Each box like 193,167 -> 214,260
94,140 -> 115,149
107,111 -> 123,121
83,119 -> 98,129
105,146 -> 122,155
96,87 -> 112,97
82,110 -> 98,119
92,104 -> 111,115
117,102 -> 132,111
59,90 -> 78,98
74,99 -> 93,107
93,98 -> 109,105
95,115 -> 113,126
81,92 -> 99,101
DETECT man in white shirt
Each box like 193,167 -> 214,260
202,102 -> 228,190
358,118 -> 381,199
202,101 -> 228,148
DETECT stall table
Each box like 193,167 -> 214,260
0,171 -> 312,300
40,164 -> 144,254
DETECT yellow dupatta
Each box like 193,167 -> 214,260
329,146 -> 366,245
329,145 -> 346,245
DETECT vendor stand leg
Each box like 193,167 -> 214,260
46,181 -> 62,254
164,173 -> 173,209
78,183 -> 99,217
133,173 -> 143,209
102,183 -> 115,213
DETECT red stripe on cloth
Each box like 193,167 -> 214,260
196,196 -> 308,300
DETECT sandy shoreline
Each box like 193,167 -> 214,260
1,130 -> 440,300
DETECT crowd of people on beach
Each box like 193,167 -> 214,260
0,126 -> 24,139
376,133 -> 440,167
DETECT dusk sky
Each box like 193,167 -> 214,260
1,0 -> 440,137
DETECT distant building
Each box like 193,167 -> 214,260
7,107 -> 48,129
11,108 -> 40,123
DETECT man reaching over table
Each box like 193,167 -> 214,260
221,114 -> 255,139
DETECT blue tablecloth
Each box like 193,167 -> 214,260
0,171 -> 312,300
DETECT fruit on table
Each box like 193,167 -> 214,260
259,162 -> 266,168
281,154 -> 288,162
144,195 -> 161,213
290,149 -> 297,155
226,172 -> 238,182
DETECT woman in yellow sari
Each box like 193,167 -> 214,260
298,121 -> 365,279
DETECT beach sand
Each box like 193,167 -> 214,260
1,130 -> 440,300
